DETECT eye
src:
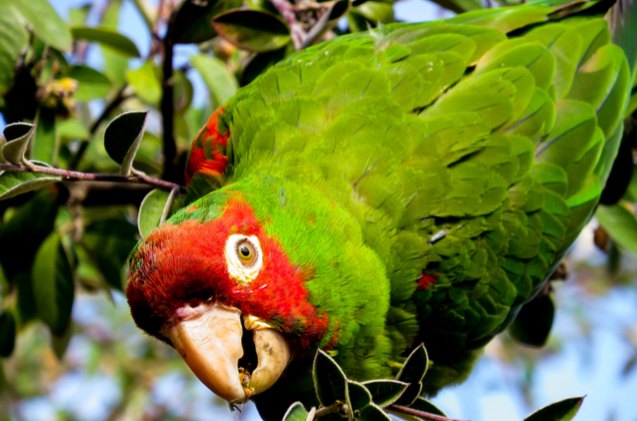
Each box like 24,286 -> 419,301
236,239 -> 257,266
225,234 -> 263,284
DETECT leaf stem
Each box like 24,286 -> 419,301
389,405 -> 468,421
0,163 -> 181,191
314,402 -> 347,418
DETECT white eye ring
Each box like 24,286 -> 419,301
225,234 -> 263,284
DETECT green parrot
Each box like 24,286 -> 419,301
126,0 -> 636,418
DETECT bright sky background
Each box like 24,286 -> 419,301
23,1 -> 637,420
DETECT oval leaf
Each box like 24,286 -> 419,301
347,381 -> 372,412
393,381 -> 422,407
138,188 -> 177,239
104,110 -> 148,175
362,379 -> 409,407
172,0 -> 242,44
71,26 -> 141,58
0,172 -> 61,201
2,122 -> 35,165
14,0 -> 72,51
509,293 -> 555,347
357,403 -> 391,421
313,349 -> 348,406
524,396 -> 585,421
596,204 -> 637,254
67,65 -> 112,101
83,217 -> 138,290
32,108 -> 58,164
0,310 -> 16,357
212,10 -> 291,52
397,343 -> 429,384
0,4 -> 29,95
282,401 -> 309,421
191,54 -> 238,107
32,232 -> 75,336
126,61 -> 161,106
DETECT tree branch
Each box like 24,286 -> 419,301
269,0 -> 307,50
160,3 -> 178,181
390,404 -> 468,421
0,163 -> 181,191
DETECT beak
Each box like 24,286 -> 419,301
168,303 -> 291,403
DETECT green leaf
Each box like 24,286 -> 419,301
52,321 -> 73,360
596,204 -> 637,254
348,381 -> 372,412
240,47 -> 288,86
138,188 -> 177,240
0,310 -> 16,357
0,190 -> 59,325
2,122 -> 35,165
82,217 -> 138,290
0,172 -> 61,201
397,343 -> 429,384
32,232 -> 75,336
103,110 -> 148,175
329,0 -> 350,20
509,293 -> 555,347
173,69 -> 194,113
212,10 -> 291,52
126,61 -> 161,106
394,344 -> 428,406
313,349 -> 348,407
67,65 -> 112,101
0,264 -> 7,303
0,4 -> 29,96
191,54 -> 238,107
357,403 -> 391,420
393,381 -> 422,407
362,379 -> 409,407
408,397 -> 447,416
282,402 -> 309,421
58,119 -> 90,141
171,0 -> 242,44
71,26 -> 141,58
351,1 -> 394,24
524,396 -> 585,421
100,0 -> 129,86
14,0 -> 72,51
32,108 -> 58,164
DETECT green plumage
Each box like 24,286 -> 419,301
156,1 -> 634,416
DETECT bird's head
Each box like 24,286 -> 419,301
126,186 -> 332,403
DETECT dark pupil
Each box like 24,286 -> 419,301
239,244 -> 252,258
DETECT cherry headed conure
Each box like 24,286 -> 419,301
126,0 -> 637,418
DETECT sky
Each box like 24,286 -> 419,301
15,1 -> 637,420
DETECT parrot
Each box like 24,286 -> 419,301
126,0 -> 637,418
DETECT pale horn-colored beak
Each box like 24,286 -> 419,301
168,303 -> 291,403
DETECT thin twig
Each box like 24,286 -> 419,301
390,404 -> 468,421
269,0 -> 307,49
1,163 -> 181,191
69,84 -> 132,170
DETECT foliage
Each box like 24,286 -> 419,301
0,0 -> 636,420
